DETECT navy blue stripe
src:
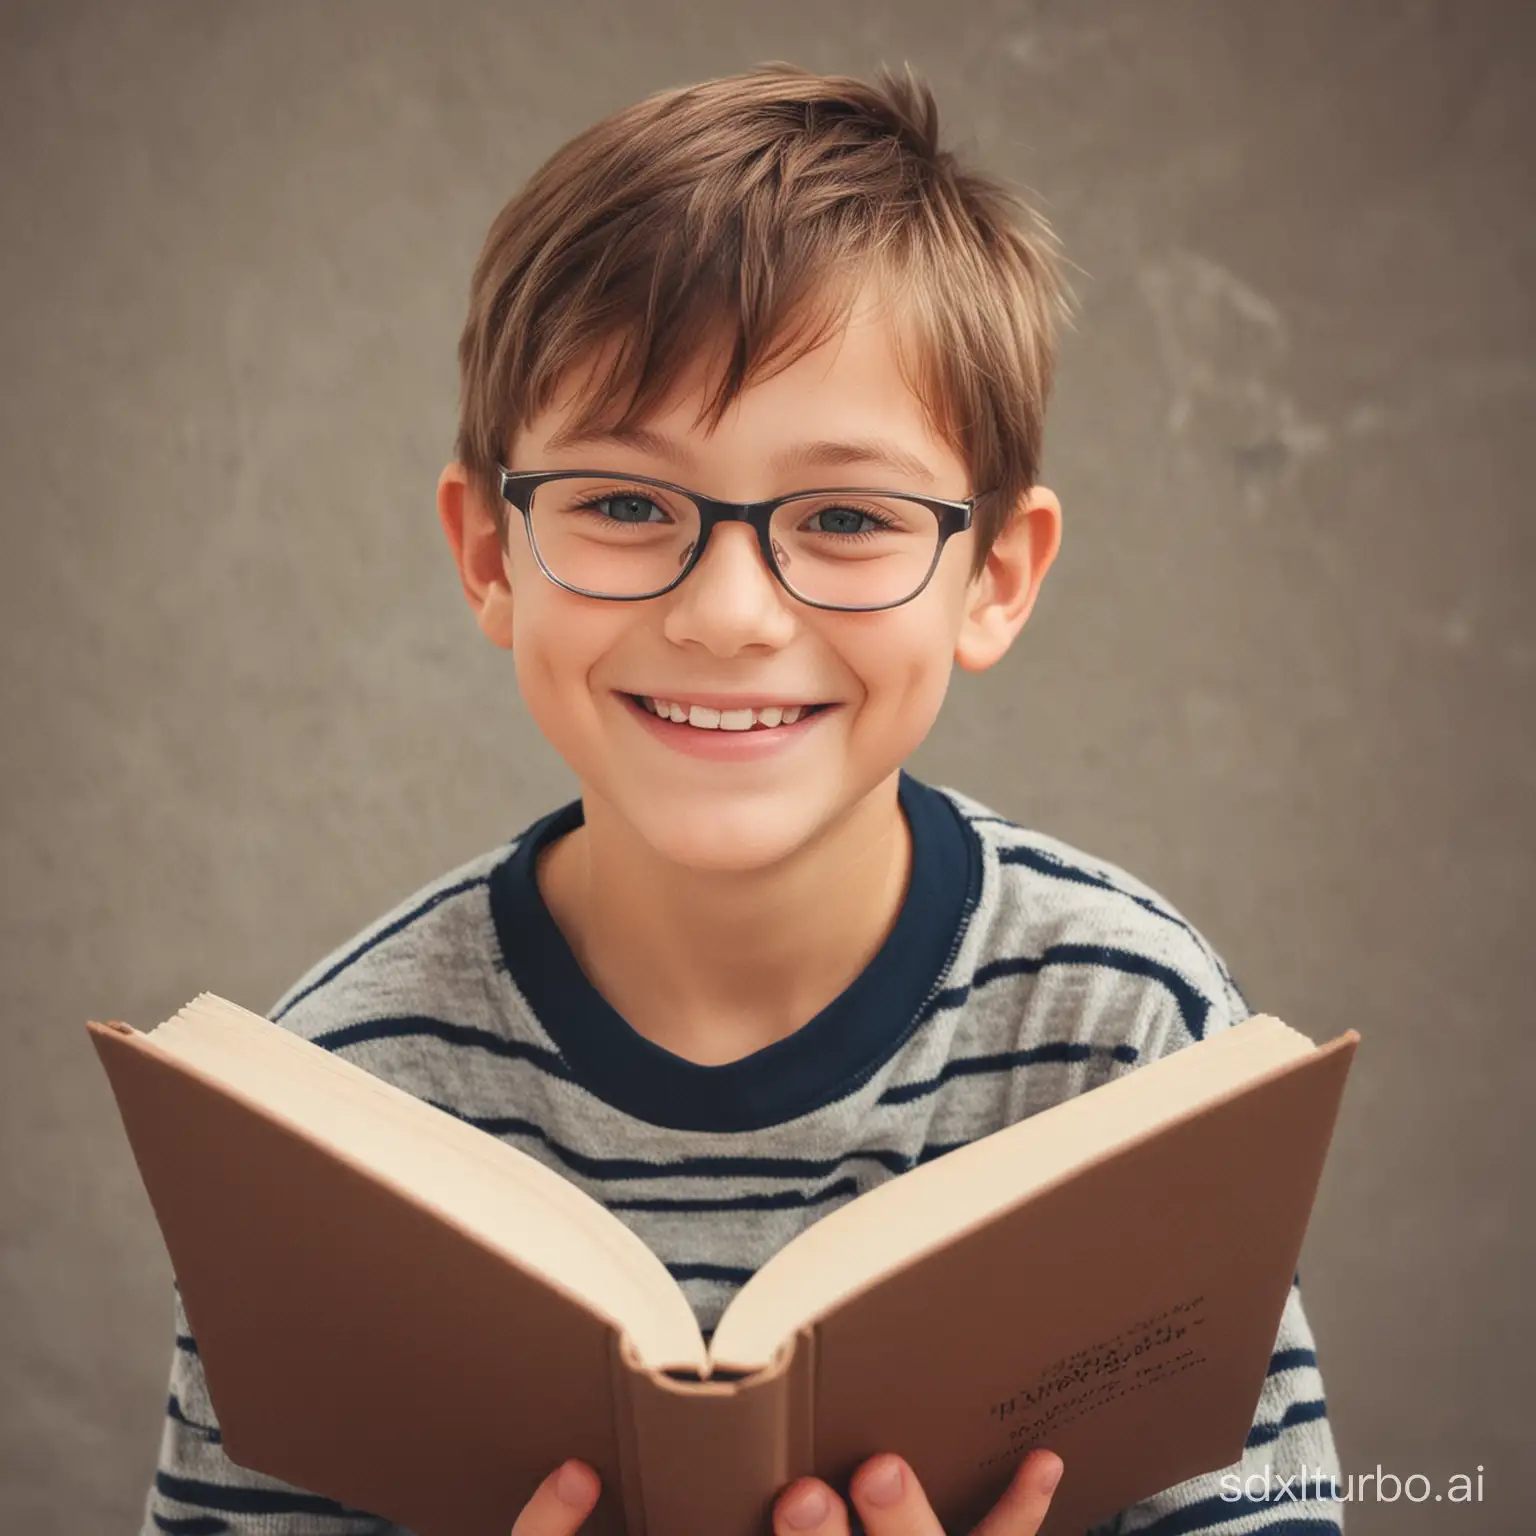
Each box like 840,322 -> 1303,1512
1268,1347 -> 1317,1376
667,1261 -> 755,1285
962,945 -> 1218,1040
155,1471 -> 372,1518
167,1393 -> 220,1443
880,1040 -> 1138,1104
152,1515 -> 230,1535
1130,1491 -> 1340,1536
1233,1525 -> 1338,1536
270,874 -> 492,1022
320,1015 -> 1139,1116
420,1099 -> 917,1181
1246,1397 -> 1329,1448
437,1092 -> 1193,1191
175,1332 -> 198,1355
607,1177 -> 859,1214
313,1015 -> 574,1080
976,825 -> 1247,1006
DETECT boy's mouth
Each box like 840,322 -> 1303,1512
621,693 -> 837,732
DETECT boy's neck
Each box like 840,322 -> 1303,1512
534,778 -> 913,1067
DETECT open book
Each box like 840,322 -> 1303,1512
88,996 -> 1356,1536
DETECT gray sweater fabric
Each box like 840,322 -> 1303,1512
141,771 -> 1344,1534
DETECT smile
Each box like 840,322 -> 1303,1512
616,691 -> 840,759
628,695 -> 836,731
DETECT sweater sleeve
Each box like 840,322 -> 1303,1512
137,1284 -> 397,1536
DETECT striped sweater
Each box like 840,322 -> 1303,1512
142,770 -> 1345,1535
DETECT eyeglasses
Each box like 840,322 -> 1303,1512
497,464 -> 979,613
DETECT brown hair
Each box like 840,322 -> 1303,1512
454,61 -> 1071,581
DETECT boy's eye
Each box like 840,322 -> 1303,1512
583,493 -> 666,523
803,504 -> 898,536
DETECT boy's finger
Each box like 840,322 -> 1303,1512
847,1454 -> 943,1533
971,1449 -> 1065,1535
773,1476 -> 852,1534
510,1459 -> 601,1535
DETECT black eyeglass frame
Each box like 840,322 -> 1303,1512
497,463 -> 980,614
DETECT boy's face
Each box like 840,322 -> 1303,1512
439,284 -> 1060,874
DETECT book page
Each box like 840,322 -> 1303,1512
708,1015 -> 1314,1370
153,994 -> 708,1372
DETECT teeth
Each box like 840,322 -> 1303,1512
642,697 -> 815,730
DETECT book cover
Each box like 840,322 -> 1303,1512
88,1004 -> 1357,1535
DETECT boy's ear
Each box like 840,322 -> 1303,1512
953,486 -> 1062,675
437,462 -> 515,651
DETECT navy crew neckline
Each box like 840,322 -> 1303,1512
487,770 -> 982,1132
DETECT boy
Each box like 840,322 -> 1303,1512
141,63 -> 1344,1536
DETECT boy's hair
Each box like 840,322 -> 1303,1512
455,61 -> 1071,582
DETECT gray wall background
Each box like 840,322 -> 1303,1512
4,2 -> 1531,1532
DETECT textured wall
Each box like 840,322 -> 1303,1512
3,2 -> 1531,1532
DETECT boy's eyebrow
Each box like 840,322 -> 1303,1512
544,423 -> 939,487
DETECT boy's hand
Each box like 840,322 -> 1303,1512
509,1448 -> 1064,1535
772,1448 -> 1064,1535
510,1459 -> 601,1534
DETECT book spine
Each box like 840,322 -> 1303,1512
607,1328 -> 816,1536
607,1331 -> 649,1536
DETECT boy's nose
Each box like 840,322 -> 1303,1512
662,521 -> 798,648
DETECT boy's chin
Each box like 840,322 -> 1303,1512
617,789 -> 844,875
